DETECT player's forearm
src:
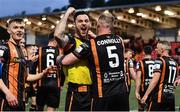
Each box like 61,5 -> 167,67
57,53 -> 79,66
135,82 -> 141,93
27,73 -> 43,81
54,12 -> 70,39
0,79 -> 11,95
135,74 -> 141,93
144,73 -> 160,97
130,68 -> 136,81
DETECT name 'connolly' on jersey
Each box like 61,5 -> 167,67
96,38 -> 121,46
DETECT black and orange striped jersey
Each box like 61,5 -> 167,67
29,46 -> 63,89
136,58 -> 154,93
152,56 -> 178,103
0,40 -> 27,107
125,59 -> 134,89
73,34 -> 127,98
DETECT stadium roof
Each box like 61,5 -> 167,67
0,1 -> 180,35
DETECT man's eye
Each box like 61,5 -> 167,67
13,26 -> 18,29
20,26 -> 25,29
85,20 -> 89,23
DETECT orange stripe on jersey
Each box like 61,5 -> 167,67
140,61 -> 145,92
57,71 -> 60,88
38,47 -> 42,86
157,57 -> 166,103
7,41 -> 19,99
90,39 -> 103,97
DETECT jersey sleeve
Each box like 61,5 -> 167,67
0,44 -> 9,63
136,61 -> 142,71
0,44 -> 9,79
72,42 -> 90,59
153,58 -> 163,73
128,59 -> 134,68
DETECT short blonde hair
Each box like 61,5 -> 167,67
158,41 -> 171,50
98,13 -> 115,30
7,18 -> 24,27
157,41 -> 171,54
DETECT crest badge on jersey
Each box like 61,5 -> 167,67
0,50 -> 4,57
76,46 -> 83,53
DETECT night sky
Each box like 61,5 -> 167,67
0,0 -> 69,17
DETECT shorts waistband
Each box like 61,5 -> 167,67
68,82 -> 91,92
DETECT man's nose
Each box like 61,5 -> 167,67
82,21 -> 86,25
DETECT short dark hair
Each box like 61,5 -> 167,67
144,45 -> 153,55
48,32 -> 55,41
73,11 -> 89,21
7,18 -> 24,27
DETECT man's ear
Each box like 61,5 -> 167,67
161,48 -> 165,53
73,22 -> 76,28
7,27 -> 11,34
89,22 -> 92,28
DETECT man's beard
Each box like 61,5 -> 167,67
76,29 -> 87,39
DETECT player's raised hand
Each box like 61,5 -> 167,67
141,94 -> 148,104
30,54 -> 38,62
88,30 -> 96,39
42,65 -> 57,75
135,91 -> 141,101
174,79 -> 180,87
66,7 -> 75,16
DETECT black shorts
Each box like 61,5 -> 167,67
128,85 -> 131,94
36,86 -> 60,109
0,98 -> 25,111
25,86 -> 36,98
65,83 -> 91,111
92,92 -> 129,111
147,99 -> 175,111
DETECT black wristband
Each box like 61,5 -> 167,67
56,55 -> 65,66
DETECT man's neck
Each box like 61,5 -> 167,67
98,29 -> 111,36
9,37 -> 19,45
48,42 -> 56,47
144,55 -> 151,59
161,52 -> 170,57
75,33 -> 86,39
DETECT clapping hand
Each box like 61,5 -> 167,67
6,91 -> 18,107
141,94 -> 148,104
42,65 -> 58,75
